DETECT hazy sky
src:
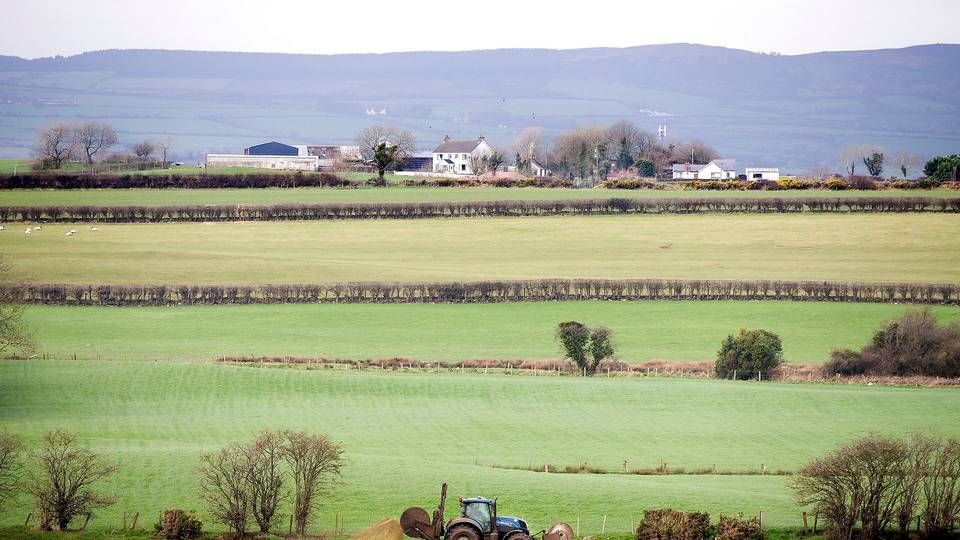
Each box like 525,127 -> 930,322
4,0 -> 958,58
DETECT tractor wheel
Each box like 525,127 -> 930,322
504,532 -> 533,540
445,525 -> 481,540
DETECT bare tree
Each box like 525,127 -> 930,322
511,127 -> 543,175
671,140 -> 718,165
283,431 -> 344,537
357,125 -> 415,184
27,430 -> 116,531
468,153 -> 488,178
893,150 -> 923,179
33,124 -> 76,169
549,126 -> 607,186
133,141 -> 155,162
0,430 -> 23,512
839,144 -> 870,176
156,137 -> 174,167
198,442 -> 252,537
921,438 -> 960,536
0,256 -> 33,356
605,120 -> 641,171
248,431 -> 285,535
73,123 -> 117,165
805,166 -> 834,182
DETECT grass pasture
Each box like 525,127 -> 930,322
1,360 -> 959,536
22,302 -> 960,363
3,215 -> 959,284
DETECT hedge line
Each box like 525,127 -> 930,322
6,279 -> 959,306
0,172 -> 353,189
3,197 -> 960,222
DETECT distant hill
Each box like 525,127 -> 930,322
0,44 -> 957,170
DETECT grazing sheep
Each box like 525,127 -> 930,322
66,231 -> 74,236
24,228 -> 31,234
69,229 -> 77,234
33,226 -> 42,231
0,225 -> 5,231
90,226 -> 99,231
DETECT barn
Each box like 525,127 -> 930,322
244,141 -> 299,156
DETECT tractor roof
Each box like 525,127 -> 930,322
462,497 -> 493,504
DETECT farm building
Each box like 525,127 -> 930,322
745,167 -> 780,181
529,158 -> 552,177
205,154 -> 319,171
403,152 -> 434,172
244,141 -> 299,156
432,135 -> 494,175
672,159 -> 737,180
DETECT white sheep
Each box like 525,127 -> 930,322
0,225 -> 5,231
66,231 -> 74,236
24,228 -> 31,234
90,226 -> 99,231
69,229 -> 77,234
33,226 -> 42,231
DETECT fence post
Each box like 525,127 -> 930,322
813,512 -> 818,534
24,513 -> 32,527
759,511 -> 763,532
601,515 -> 607,534
802,512 -> 808,534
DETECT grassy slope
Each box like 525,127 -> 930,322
2,361 -> 959,535
3,215 -> 959,284
23,302 -> 960,363
0,187 -> 957,206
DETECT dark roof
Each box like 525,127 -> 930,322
245,141 -> 298,156
710,158 -> 736,171
433,138 -> 483,153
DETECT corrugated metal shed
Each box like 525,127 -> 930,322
244,141 -> 298,156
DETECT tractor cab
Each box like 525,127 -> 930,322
447,497 -> 530,540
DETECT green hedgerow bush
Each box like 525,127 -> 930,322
715,329 -> 783,380
155,509 -> 203,539
636,508 -> 711,540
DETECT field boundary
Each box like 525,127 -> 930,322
2,196 -> 960,222
6,278 -> 959,305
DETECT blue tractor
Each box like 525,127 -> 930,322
401,484 -> 572,540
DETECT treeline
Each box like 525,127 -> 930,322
6,279 -> 959,306
3,197 -> 960,223
0,172 -> 353,189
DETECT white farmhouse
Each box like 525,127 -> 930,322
432,135 -> 493,175
745,167 -> 780,181
672,159 -> 737,180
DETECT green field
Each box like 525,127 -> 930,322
22,302 -> 960,363
1,361 -> 958,535
0,186 -> 956,206
2,215 -> 958,284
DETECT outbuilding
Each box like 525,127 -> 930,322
745,167 -> 780,181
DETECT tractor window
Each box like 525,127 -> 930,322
464,502 -> 492,533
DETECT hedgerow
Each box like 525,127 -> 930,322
4,279 -> 958,306
1,197 -> 958,223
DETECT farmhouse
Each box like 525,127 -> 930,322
529,158 -> 552,177
432,135 -> 493,175
672,159 -> 737,180
745,167 -> 780,181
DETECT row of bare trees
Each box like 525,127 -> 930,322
1,197 -> 958,224
200,431 -> 343,537
837,145 -> 926,178
532,121 -> 718,185
791,435 -> 960,540
6,279 -> 959,307
33,123 -> 172,169
0,429 -> 342,536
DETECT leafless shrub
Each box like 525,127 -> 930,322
0,430 -> 23,512
248,431 -> 285,534
283,431 -> 344,537
26,430 -> 116,531
198,442 -> 252,537
636,508 -> 711,540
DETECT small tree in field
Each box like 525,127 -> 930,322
1,256 -> 34,356
248,431 -> 285,534
198,442 -> 252,537
0,430 -> 23,512
283,431 -> 344,537
357,125 -> 415,185
27,430 -> 116,531
715,329 -> 783,380
556,321 -> 616,376
863,151 -> 885,176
